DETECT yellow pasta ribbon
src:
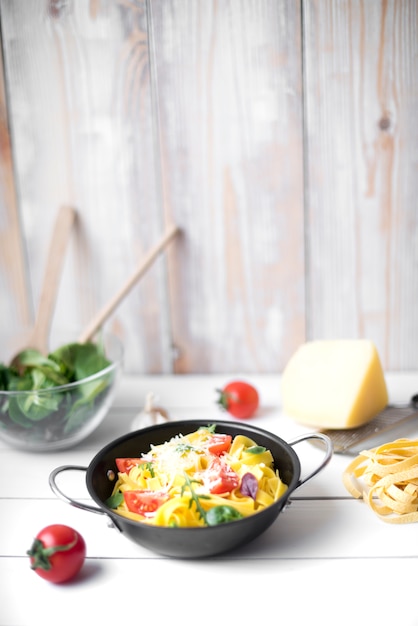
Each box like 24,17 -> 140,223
108,427 -> 288,527
343,438 -> 418,524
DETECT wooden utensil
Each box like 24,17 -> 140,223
78,223 -> 180,344
11,205 -> 76,361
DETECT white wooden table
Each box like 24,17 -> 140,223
2,373 -> 418,626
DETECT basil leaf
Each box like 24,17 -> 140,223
0,364 -> 14,390
14,349 -> 62,372
240,472 -> 258,500
246,445 -> 266,454
206,505 -> 243,526
6,399 -> 34,428
16,390 -> 60,421
105,491 -> 124,509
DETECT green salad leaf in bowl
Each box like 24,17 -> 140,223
0,333 -> 122,451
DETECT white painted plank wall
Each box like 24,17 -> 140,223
303,0 -> 418,370
148,0 -> 305,372
0,0 -> 416,374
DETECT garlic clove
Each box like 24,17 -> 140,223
130,392 -> 170,431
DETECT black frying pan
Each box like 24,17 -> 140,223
49,420 -> 332,558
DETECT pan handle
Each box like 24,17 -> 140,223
287,433 -> 333,489
49,464 -> 106,516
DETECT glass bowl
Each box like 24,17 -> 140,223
0,333 -> 123,452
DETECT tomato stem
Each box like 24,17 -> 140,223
27,533 -> 78,571
216,389 -> 231,411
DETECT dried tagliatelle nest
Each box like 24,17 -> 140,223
343,438 -> 418,524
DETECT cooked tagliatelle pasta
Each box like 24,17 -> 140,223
105,425 -> 288,527
343,438 -> 418,524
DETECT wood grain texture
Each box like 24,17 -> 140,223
303,0 -> 418,370
0,0 -> 172,372
0,24 -> 31,343
149,0 -> 305,373
0,0 -> 417,374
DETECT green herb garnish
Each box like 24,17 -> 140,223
246,445 -> 267,454
140,462 -> 155,477
198,424 -> 217,434
105,491 -> 124,509
180,473 -> 242,526
181,474 -> 210,521
176,443 -> 195,455
206,505 -> 243,525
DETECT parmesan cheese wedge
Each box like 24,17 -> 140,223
281,340 -> 388,429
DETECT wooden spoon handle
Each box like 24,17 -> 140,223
78,224 -> 180,344
28,205 -> 76,353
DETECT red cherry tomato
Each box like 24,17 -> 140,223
217,381 -> 259,419
116,458 -> 146,473
123,490 -> 168,516
203,457 -> 240,494
27,524 -> 86,584
207,433 -> 232,455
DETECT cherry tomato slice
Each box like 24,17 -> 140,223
203,458 -> 239,494
123,490 -> 168,516
207,434 -> 232,456
116,458 -> 146,473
